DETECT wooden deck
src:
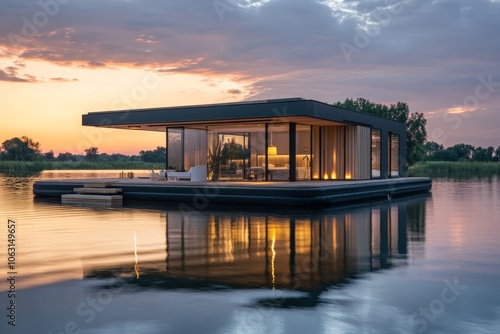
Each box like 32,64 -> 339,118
34,177 -> 432,207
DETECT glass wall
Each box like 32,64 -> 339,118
208,124 -> 264,181
345,126 -> 371,180
320,126 -> 345,180
167,128 -> 207,172
296,124 -> 311,180
208,122 -> 311,182
184,129 -> 207,171
167,128 -> 183,171
389,134 -> 399,177
167,122 -> 396,181
264,123 -> 289,181
371,129 -> 381,178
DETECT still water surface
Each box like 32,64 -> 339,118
0,171 -> 499,333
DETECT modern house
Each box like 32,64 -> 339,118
34,99 -> 428,206
82,98 -> 406,182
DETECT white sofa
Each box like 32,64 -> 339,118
167,165 -> 207,181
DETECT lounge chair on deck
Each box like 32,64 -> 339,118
167,165 -> 207,181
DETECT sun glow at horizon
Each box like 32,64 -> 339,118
0,60 -> 254,155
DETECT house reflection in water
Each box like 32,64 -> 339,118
84,197 -> 426,306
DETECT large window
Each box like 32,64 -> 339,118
371,129 -> 381,178
208,124 -> 264,181
184,129 -> 207,171
319,126 -> 345,180
263,123 -> 289,181
167,128 -> 183,171
296,124 -> 311,180
167,128 -> 207,172
389,134 -> 399,177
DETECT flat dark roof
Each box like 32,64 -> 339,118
82,98 -> 405,136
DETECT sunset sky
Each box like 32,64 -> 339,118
1,0 -> 499,155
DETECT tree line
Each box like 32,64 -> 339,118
424,142 -> 500,162
0,136 -> 167,163
333,98 -> 499,164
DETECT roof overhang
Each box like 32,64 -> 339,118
82,98 -> 406,136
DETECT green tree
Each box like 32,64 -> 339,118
472,146 -> 494,162
494,146 -> 500,162
221,138 -> 244,167
85,147 -> 99,162
406,112 -> 428,164
108,153 -> 129,162
425,141 -> 444,159
334,98 -> 427,165
44,150 -> 55,161
139,146 -> 166,163
451,143 -> 475,161
56,152 -> 78,161
433,148 -> 459,161
0,136 -> 42,161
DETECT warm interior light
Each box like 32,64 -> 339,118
267,145 -> 277,155
331,172 -> 337,179
323,173 -> 329,180
268,129 -> 277,155
345,173 -> 352,179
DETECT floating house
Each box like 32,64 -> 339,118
34,98 -> 431,207
82,98 -> 405,181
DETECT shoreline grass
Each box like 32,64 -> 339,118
3,160 -> 500,178
0,160 -> 165,173
408,161 -> 500,177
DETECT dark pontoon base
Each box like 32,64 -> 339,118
33,178 -> 431,207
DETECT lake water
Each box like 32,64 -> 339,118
0,170 -> 499,334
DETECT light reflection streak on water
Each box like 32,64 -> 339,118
271,230 -> 276,290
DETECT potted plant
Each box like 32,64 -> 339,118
208,135 -> 223,180
303,154 -> 311,167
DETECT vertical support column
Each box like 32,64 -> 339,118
265,124 -> 269,181
289,122 -> 297,182
165,127 -> 169,170
380,131 -> 389,179
399,130 -> 407,177
180,128 -> 185,172
343,126 -> 347,179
